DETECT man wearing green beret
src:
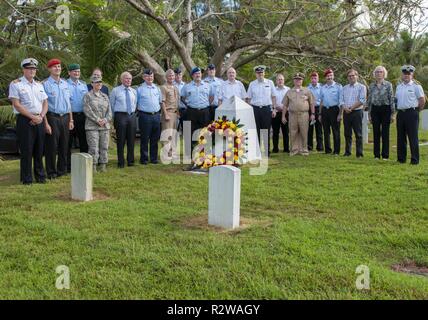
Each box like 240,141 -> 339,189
67,63 -> 88,172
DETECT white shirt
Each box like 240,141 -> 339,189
219,79 -> 247,102
395,81 -> 424,109
8,76 -> 48,114
247,78 -> 275,106
273,86 -> 290,111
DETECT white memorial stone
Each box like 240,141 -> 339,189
421,109 -> 428,131
208,165 -> 240,229
71,153 -> 93,201
362,110 -> 369,144
215,96 -> 261,163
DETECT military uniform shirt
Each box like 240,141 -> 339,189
173,80 -> 187,109
219,80 -> 247,102
83,90 -> 112,130
137,82 -> 162,112
247,79 -> 275,106
395,81 -> 424,110
307,83 -> 322,106
110,85 -> 137,113
204,76 -> 223,106
320,82 -> 343,108
181,81 -> 212,109
283,88 -> 314,113
160,84 -> 179,111
43,76 -> 71,114
67,78 -> 88,113
8,76 -> 47,114
273,86 -> 290,111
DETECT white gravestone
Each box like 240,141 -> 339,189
421,110 -> 428,131
215,96 -> 261,163
208,165 -> 240,229
362,111 -> 369,144
71,153 -> 93,201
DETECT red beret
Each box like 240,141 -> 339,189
47,59 -> 61,68
324,68 -> 333,77
310,72 -> 319,77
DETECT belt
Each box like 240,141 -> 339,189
138,110 -> 160,115
115,111 -> 136,116
188,106 -> 209,110
251,105 -> 271,108
322,105 -> 339,109
397,107 -> 417,112
47,112 -> 69,117
72,112 -> 84,115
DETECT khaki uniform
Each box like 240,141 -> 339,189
160,84 -> 179,160
283,88 -> 314,155
83,90 -> 112,165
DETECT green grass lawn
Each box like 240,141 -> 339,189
0,125 -> 428,299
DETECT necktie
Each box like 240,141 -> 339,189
125,88 -> 132,115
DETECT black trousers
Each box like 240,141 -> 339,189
178,108 -> 187,133
396,108 -> 419,164
67,112 -> 88,172
138,112 -> 161,163
252,105 -> 272,156
16,115 -> 46,184
209,105 -> 218,121
186,107 -> 211,152
321,106 -> 341,154
271,111 -> 289,152
114,112 -> 137,166
308,106 -> 323,151
343,109 -> 363,157
45,113 -> 69,178
371,105 -> 391,159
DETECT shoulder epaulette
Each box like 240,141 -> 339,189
12,79 -> 21,84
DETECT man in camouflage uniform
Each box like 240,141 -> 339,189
83,74 -> 112,172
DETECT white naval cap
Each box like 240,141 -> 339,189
21,58 -> 38,69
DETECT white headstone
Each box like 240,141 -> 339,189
215,96 -> 261,163
362,111 -> 369,144
208,165 -> 240,229
71,153 -> 93,201
421,110 -> 428,131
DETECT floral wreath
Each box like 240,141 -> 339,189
193,116 -> 247,169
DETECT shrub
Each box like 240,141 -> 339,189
0,106 -> 15,133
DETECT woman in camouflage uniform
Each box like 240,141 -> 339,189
83,74 -> 112,172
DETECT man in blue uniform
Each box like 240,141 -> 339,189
67,63 -> 88,172
43,59 -> 73,179
204,63 -> 223,120
137,69 -> 162,165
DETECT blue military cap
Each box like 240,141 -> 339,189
143,68 -> 153,75
207,63 -> 216,70
174,67 -> 182,74
191,67 -> 201,75
401,65 -> 415,73
21,58 -> 38,69
254,65 -> 266,73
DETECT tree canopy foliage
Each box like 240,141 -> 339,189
0,0 -> 427,101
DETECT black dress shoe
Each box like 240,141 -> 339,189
410,161 -> 419,165
150,160 -> 158,164
140,161 -> 148,165
36,179 -> 46,184
118,164 -> 125,168
284,149 -> 290,153
343,153 -> 351,157
127,163 -> 134,167
47,174 -> 57,180
23,181 -> 32,185
272,149 -> 279,153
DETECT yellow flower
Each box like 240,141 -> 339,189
230,123 -> 236,130
219,157 -> 225,164
225,151 -> 232,158
228,143 -> 234,149
235,138 -> 241,144
234,155 -> 239,161
238,150 -> 244,156
218,129 -> 224,135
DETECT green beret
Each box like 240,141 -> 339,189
68,63 -> 80,71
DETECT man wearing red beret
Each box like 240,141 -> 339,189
43,58 -> 74,179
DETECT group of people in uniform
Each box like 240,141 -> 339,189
7,57 -> 426,184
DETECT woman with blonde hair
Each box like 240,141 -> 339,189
367,66 -> 394,160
